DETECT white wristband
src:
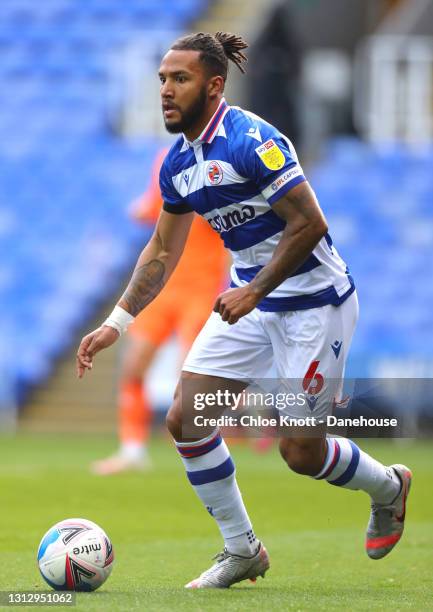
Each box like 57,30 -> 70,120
103,306 -> 135,336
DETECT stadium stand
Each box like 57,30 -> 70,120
0,0 -> 431,415
0,0 -> 208,409
311,137 -> 433,375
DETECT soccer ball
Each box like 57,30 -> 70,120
37,518 -> 114,591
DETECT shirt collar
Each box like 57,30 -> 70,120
183,97 -> 229,147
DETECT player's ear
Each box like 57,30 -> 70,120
207,75 -> 224,99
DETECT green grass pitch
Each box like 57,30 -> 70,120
0,434 -> 432,611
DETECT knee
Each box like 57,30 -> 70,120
279,439 -> 325,476
165,403 -> 182,440
166,381 -> 183,440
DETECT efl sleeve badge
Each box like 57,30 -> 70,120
255,139 -> 286,171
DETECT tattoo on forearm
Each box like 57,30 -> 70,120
119,259 -> 165,316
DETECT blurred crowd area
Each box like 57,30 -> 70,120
0,0 -> 432,430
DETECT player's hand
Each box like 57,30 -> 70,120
76,326 -> 119,379
213,286 -> 260,325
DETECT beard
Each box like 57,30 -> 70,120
163,86 -> 208,134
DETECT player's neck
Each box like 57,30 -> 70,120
183,97 -> 222,142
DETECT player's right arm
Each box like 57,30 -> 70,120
76,209 -> 193,378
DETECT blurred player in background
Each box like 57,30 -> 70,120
77,32 -> 412,589
91,149 -> 226,475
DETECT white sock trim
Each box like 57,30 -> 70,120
175,428 -> 219,448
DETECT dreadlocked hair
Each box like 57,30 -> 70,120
171,32 -> 248,80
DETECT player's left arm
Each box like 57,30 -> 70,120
214,181 -> 328,324
249,181 -> 328,297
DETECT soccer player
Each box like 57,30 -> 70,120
77,32 -> 412,588
91,149 -> 226,474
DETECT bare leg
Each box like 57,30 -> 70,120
91,336 -> 158,474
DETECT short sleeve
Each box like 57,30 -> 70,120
159,155 -> 193,214
232,126 -> 306,206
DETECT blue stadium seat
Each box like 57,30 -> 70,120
314,138 -> 433,370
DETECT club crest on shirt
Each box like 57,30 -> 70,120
255,138 -> 285,170
206,161 -> 223,185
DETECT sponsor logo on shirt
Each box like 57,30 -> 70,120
245,126 -> 262,142
255,138 -> 285,170
270,166 -> 302,192
331,340 -> 342,359
207,205 -> 256,232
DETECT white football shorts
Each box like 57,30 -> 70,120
183,291 -> 359,419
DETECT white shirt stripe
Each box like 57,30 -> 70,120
172,158 -> 248,198
230,238 -> 351,299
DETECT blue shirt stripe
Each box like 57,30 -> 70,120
230,275 -> 355,311
235,255 -> 322,283
186,181 -> 260,216
221,210 -> 285,251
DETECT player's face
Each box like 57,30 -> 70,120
159,50 -> 210,134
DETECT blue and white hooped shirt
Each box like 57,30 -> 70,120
160,98 -> 354,312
